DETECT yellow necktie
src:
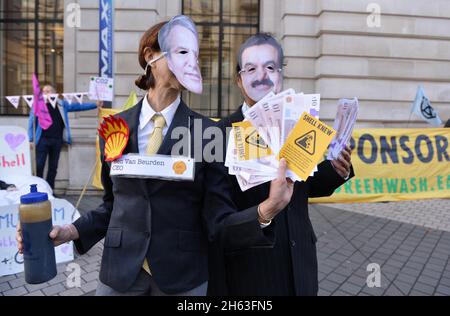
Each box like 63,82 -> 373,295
143,114 -> 166,275
146,114 -> 166,155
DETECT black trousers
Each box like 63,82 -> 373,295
36,137 -> 63,190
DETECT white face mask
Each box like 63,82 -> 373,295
239,44 -> 283,102
158,15 -> 203,94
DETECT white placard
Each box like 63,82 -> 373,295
88,76 -> 114,102
0,126 -> 31,177
110,154 -> 195,181
0,199 -> 80,277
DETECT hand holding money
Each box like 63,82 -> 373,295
226,89 -> 357,192
331,146 -> 353,179
327,98 -> 359,161
258,158 -> 294,223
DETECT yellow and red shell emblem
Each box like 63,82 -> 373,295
98,115 -> 130,162
173,161 -> 187,175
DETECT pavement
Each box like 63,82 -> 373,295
1,195 -> 449,296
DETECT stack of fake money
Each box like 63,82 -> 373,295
225,90 -> 358,192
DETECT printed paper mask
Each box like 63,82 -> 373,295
158,15 -> 203,94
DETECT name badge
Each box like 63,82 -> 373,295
110,154 -> 195,181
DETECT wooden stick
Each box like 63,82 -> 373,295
75,159 -> 98,211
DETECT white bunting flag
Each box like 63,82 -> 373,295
23,95 -> 34,108
62,93 -> 74,105
74,93 -> 85,104
48,94 -> 59,108
5,96 -> 21,109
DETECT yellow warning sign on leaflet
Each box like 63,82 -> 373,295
279,112 -> 336,180
296,130 -> 316,155
233,121 -> 272,161
246,130 -> 269,150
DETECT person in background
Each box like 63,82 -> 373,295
28,85 -> 102,190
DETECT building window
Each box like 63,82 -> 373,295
0,0 -> 64,116
183,0 -> 260,118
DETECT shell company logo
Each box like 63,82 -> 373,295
173,161 -> 187,175
98,115 -> 130,162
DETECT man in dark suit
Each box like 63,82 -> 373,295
208,33 -> 355,296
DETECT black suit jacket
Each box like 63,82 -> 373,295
73,100 -> 274,294
208,106 -> 354,296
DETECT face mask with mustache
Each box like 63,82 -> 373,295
243,78 -> 276,102
251,78 -> 274,89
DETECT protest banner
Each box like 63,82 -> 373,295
312,128 -> 450,203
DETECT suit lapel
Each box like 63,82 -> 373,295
228,106 -> 245,126
222,105 -> 245,144
120,99 -> 142,154
157,100 -> 193,156
99,100 -> 142,160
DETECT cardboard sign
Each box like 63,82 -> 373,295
0,199 -> 80,277
110,154 -> 195,181
279,112 -> 336,181
89,76 -> 114,101
0,127 -> 31,177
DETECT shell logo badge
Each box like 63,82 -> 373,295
98,115 -> 130,162
173,161 -> 187,175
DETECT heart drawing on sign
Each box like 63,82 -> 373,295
5,134 -> 26,151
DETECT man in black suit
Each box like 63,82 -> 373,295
208,33 -> 355,296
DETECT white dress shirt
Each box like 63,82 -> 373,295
241,102 -> 250,116
138,94 -> 181,154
